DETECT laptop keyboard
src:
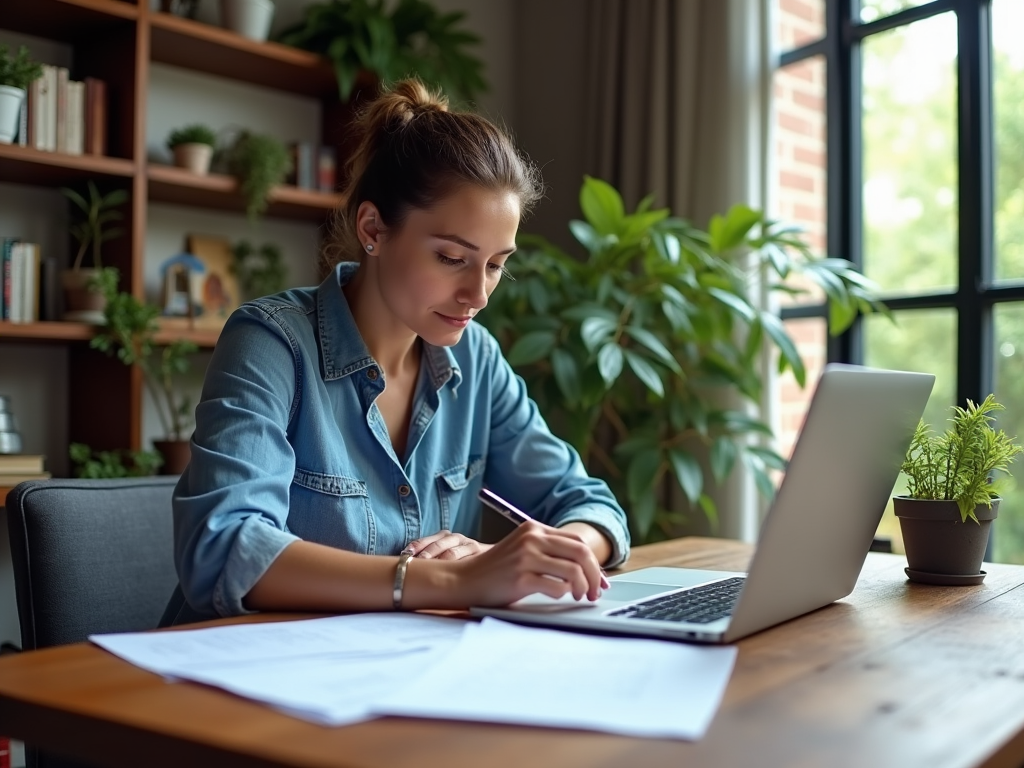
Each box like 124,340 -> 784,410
607,576 -> 746,624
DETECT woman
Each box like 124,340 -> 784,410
168,79 -> 630,622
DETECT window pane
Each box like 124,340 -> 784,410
858,0 -> 931,24
862,13 -> 958,296
992,304 -> 1024,563
775,318 -> 827,461
992,0 -> 1024,284
776,0 -> 825,51
863,309 -> 956,554
772,56 -> 826,306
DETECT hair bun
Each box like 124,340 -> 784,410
390,79 -> 449,122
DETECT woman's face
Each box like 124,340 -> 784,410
372,184 -> 520,347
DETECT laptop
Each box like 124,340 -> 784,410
471,364 -> 935,643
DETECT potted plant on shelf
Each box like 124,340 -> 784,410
231,239 -> 288,299
275,0 -> 486,103
60,180 -> 128,323
91,270 -> 199,475
0,45 -> 42,144
221,0 -> 275,42
69,442 -> 163,478
223,130 -> 292,221
479,175 -> 887,545
896,394 -> 1023,585
167,123 -> 217,176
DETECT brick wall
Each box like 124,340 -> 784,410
772,0 -> 827,460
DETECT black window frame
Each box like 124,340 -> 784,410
776,0 -> 1019,409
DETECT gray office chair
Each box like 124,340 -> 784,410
5,477 -> 181,768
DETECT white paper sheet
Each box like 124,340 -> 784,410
90,614 -> 736,738
374,618 -> 737,740
91,613 -> 470,725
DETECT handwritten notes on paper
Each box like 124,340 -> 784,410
90,614 -> 736,739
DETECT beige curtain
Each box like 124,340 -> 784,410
582,0 -> 772,541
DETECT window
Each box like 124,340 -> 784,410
772,0 -> 1024,561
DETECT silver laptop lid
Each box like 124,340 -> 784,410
722,363 -> 934,641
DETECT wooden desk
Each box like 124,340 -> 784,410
2,537 -> 1024,768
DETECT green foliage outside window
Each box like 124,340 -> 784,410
479,176 -> 886,544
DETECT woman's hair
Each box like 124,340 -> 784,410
324,78 -> 543,270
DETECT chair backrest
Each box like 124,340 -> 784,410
5,477 -> 179,651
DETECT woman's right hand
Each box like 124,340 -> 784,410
447,521 -> 608,607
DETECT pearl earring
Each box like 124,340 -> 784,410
365,243 -> 374,253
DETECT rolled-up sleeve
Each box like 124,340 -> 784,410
173,308 -> 301,617
480,333 -> 630,567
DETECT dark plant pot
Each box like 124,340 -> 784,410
894,496 -> 998,585
61,268 -> 107,323
153,439 -> 191,476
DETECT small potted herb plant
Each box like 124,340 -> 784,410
0,45 -> 43,144
896,394 -> 1023,585
60,180 -> 128,323
167,123 -> 217,175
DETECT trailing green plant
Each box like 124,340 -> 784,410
61,180 -> 128,271
479,175 -> 888,544
223,131 -> 292,221
91,269 -> 199,441
900,394 -> 1023,523
231,239 -> 288,299
276,0 -> 487,103
167,123 -> 217,149
69,442 -> 163,478
0,45 -> 43,90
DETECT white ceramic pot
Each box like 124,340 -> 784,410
220,0 -> 275,42
172,142 -> 214,175
0,85 -> 26,144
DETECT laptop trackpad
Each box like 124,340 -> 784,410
603,580 -> 680,602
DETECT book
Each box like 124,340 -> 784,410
317,146 -> 336,192
55,66 -> 69,154
0,454 -> 45,473
84,77 -> 107,156
0,471 -> 52,485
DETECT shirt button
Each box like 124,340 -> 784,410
398,484 -> 411,497
367,368 -> 379,381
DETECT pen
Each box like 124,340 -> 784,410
478,487 -> 611,590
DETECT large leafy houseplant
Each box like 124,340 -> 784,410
276,0 -> 486,103
479,176 -> 886,544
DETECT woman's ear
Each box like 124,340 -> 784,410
355,201 -> 383,256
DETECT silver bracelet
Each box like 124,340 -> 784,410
392,547 -> 415,610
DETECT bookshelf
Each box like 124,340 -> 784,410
0,0 -> 354,462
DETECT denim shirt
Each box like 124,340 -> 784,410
173,263 -> 630,618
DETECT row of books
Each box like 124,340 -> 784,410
15,64 -> 108,156
0,453 -> 51,486
1,238 -> 60,323
288,143 -> 336,193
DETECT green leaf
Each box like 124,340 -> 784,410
580,175 -> 626,235
624,349 -> 664,397
760,311 -> 806,386
550,348 -> 582,404
526,278 -> 550,314
710,437 -> 737,484
707,287 -> 757,323
627,448 -> 663,504
580,316 -> 617,352
709,205 -> 761,252
668,449 -> 703,505
597,342 -> 624,387
623,326 -> 682,374
506,330 -> 556,366
747,445 -> 788,471
698,494 -> 719,532
630,491 -> 658,541
653,231 -> 682,264
569,220 -> 602,253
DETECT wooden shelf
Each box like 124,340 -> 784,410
0,320 -> 95,343
147,164 -> 341,221
149,12 -> 338,97
0,145 -> 135,188
2,0 -> 136,41
154,318 -> 220,349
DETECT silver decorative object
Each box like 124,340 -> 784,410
0,395 -> 23,454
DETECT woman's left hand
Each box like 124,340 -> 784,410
404,530 -> 491,561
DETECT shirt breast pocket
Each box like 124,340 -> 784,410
435,456 -> 486,533
289,468 -> 376,555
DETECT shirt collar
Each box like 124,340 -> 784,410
316,262 -> 463,393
